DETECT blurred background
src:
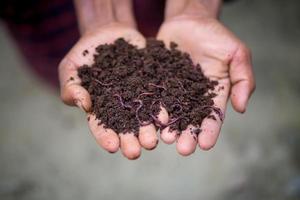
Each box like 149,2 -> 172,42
0,0 -> 300,199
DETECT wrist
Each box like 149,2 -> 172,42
165,0 -> 222,20
197,0 -> 223,18
74,0 -> 136,35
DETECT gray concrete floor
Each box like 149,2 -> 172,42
1,0 -> 300,200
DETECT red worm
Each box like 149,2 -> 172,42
137,92 -> 155,99
113,94 -> 132,109
166,117 -> 181,126
150,99 -> 160,110
94,78 -> 113,86
150,114 -> 165,127
148,83 -> 166,90
133,99 -> 152,126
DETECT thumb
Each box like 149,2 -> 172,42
229,44 -> 256,113
59,57 -> 91,112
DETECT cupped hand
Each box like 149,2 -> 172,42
157,15 -> 255,155
59,23 -> 169,160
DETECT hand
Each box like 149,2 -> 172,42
59,23 -> 169,159
157,3 -> 255,155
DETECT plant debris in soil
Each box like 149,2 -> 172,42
78,38 -> 223,136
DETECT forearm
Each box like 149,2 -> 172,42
73,0 -> 136,34
164,0 -> 223,20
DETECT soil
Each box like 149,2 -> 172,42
78,38 -> 222,136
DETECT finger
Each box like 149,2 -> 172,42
157,106 -> 169,125
59,57 -> 91,111
198,79 -> 230,150
138,124 -> 158,150
230,44 -> 256,113
120,133 -> 141,160
156,105 -> 174,144
176,125 -> 198,156
160,126 -> 178,144
87,114 -> 120,153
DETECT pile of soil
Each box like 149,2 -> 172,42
78,38 -> 222,136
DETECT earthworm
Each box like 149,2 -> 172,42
150,99 -> 160,110
113,94 -> 132,109
149,100 -> 166,127
148,83 -> 166,90
94,78 -> 113,86
149,114 -> 165,127
134,99 -> 152,126
137,92 -> 155,99
149,100 -> 171,127
166,117 -> 181,126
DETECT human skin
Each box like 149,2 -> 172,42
59,0 -> 169,160
158,0 -> 255,155
59,0 -> 255,159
